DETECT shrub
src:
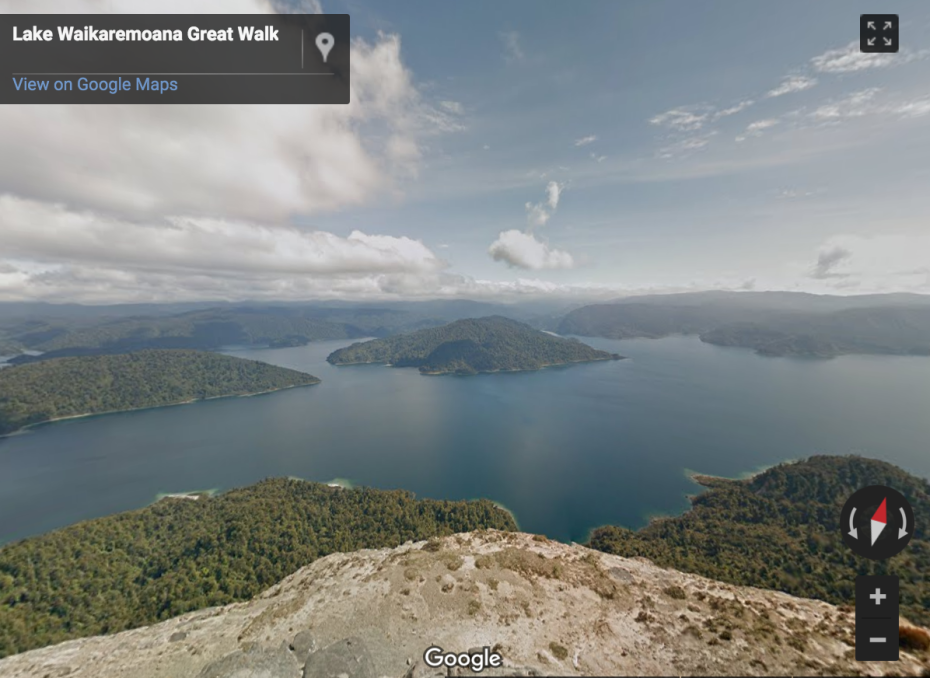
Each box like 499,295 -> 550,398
899,625 -> 930,652
549,642 -> 569,660
663,585 -> 687,600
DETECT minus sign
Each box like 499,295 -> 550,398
869,637 -> 887,643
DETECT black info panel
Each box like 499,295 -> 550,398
2,14 -> 349,104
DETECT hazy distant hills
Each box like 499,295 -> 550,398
558,291 -> 930,357
327,316 -> 621,375
0,307 -> 441,363
0,350 -> 319,435
4,292 -> 930,361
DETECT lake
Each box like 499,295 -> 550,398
2,335 -> 929,545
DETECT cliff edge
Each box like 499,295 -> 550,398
1,530 -> 927,677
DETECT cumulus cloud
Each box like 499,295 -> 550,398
574,135 -> 597,146
810,246 -> 852,279
805,235 -> 930,291
590,152 -> 607,163
0,195 -> 453,303
766,76 -> 817,98
0,196 -> 445,277
811,41 -> 928,73
0,3 -> 455,223
522,181 -> 564,227
488,230 -> 574,270
525,202 -> 552,228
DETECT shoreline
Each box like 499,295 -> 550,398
333,354 -> 625,376
582,460 -> 799,542
0,380 -> 320,438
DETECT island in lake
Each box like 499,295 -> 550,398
0,349 -> 320,435
326,315 -> 623,375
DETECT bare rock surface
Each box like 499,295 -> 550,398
1,530 -> 927,677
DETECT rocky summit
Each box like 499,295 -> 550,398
1,531 -> 927,678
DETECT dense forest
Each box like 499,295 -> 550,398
0,350 -> 320,434
558,292 -> 930,357
0,479 -> 517,657
588,455 -> 930,626
327,316 -> 621,375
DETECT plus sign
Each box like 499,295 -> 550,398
870,588 -> 887,605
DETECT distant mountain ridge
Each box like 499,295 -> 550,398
326,316 -> 622,375
558,291 -> 930,357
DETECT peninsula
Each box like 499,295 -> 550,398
326,316 -> 622,375
0,349 -> 320,435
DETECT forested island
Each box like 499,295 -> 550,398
0,480 -> 517,657
0,350 -> 320,435
326,316 -> 622,375
588,455 -> 930,627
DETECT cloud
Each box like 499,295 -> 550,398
500,31 -> 525,63
522,181 -> 564,227
0,5 -> 454,223
811,41 -> 928,73
891,98 -> 930,119
590,153 -> 608,163
0,196 -> 445,277
488,230 -> 575,270
574,135 -> 597,147
545,181 -> 563,210
657,132 -> 717,159
809,88 -> 881,121
810,246 -> 852,279
778,188 -> 825,199
766,76 -> 817,98
649,108 -> 709,131
525,202 -> 551,227
438,100 -> 464,115
802,235 -> 930,293
712,100 -> 755,119
735,118 -> 779,142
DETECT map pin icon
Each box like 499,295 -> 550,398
315,32 -> 334,63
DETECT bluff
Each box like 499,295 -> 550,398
1,531 -> 927,677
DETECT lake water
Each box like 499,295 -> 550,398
2,336 -> 929,545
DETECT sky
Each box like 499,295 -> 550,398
1,0 -> 929,303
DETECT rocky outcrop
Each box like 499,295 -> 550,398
1,531 -> 927,677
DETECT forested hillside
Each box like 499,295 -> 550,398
557,293 -> 930,357
0,479 -> 517,657
0,350 -> 319,434
327,316 -> 621,375
589,455 -> 930,626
